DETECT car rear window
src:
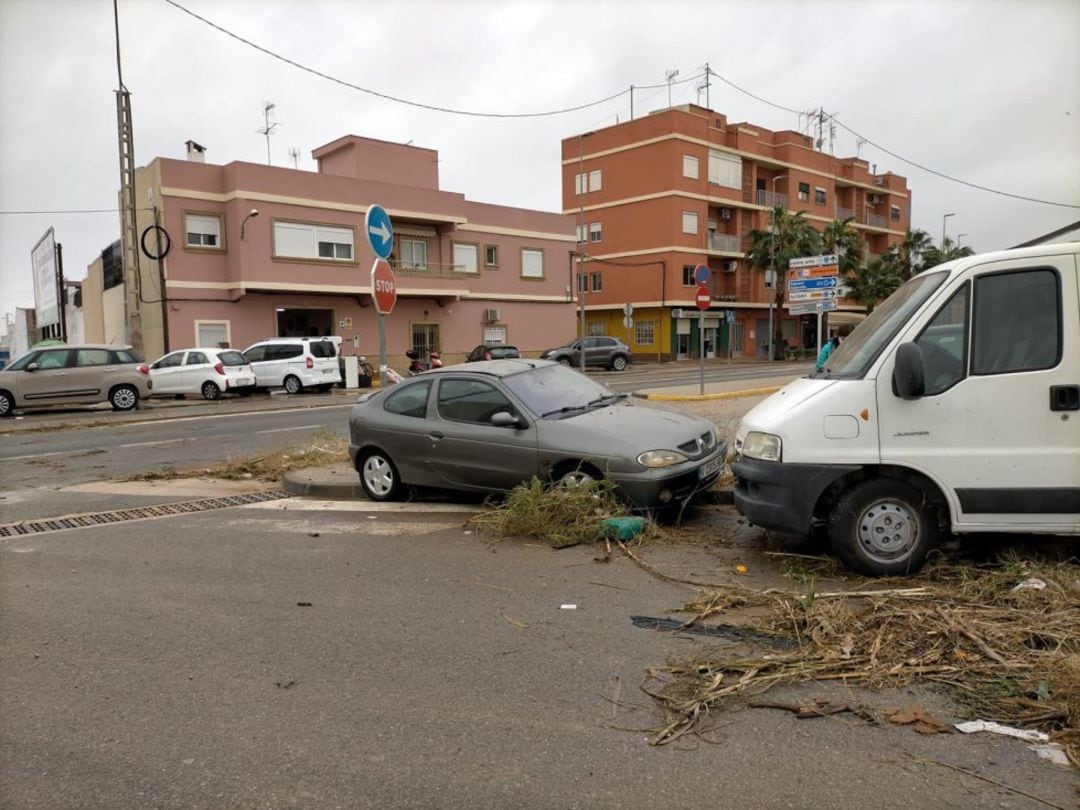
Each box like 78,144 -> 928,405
114,348 -> 143,363
218,351 -> 248,366
309,340 -> 336,358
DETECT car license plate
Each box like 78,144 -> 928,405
236,377 -> 251,386
699,456 -> 723,479
324,368 -> 336,375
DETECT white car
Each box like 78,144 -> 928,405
149,348 -> 256,400
242,337 -> 342,394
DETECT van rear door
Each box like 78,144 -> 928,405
877,251 -> 1079,531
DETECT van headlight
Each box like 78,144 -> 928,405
742,431 -> 782,462
637,449 -> 689,468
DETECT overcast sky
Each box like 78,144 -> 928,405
2,0 -> 1078,330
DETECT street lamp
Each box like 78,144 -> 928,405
767,175 -> 787,362
941,212 -> 955,249
241,208 -> 259,239
957,233 -> 967,249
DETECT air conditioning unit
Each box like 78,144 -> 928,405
868,193 -> 881,205
719,208 -> 732,221
482,308 -> 501,323
874,176 -> 884,186
722,260 -> 738,273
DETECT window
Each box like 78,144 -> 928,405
184,351 -> 208,366
683,155 -> 699,179
575,169 -> 602,194
185,213 -> 222,249
453,242 -> 478,273
521,248 -> 544,279
590,272 -> 602,292
634,320 -> 655,346
411,323 -> 440,357
35,349 -> 71,369
485,245 -> 498,267
196,321 -> 229,348
891,205 -> 901,222
273,221 -> 354,262
483,325 -> 508,344
972,269 -> 1060,375
576,224 -> 586,244
577,273 -> 588,293
589,222 -> 602,243
798,182 -> 810,202
814,187 -> 827,205
75,348 -> 113,367
153,352 -> 183,369
708,151 -> 742,189
682,211 -> 698,235
384,380 -> 431,418
589,170 -> 602,191
437,379 -> 516,424
587,322 -> 605,336
682,265 -> 696,286
400,239 -> 427,269
915,284 -> 969,395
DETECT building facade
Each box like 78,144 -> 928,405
84,136 -> 577,366
561,104 -> 911,360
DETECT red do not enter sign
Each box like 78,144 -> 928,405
695,283 -> 712,311
371,259 -> 397,314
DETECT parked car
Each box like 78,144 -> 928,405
149,348 -> 256,400
242,337 -> 342,394
0,344 -> 150,416
465,344 -> 521,362
348,359 -> 724,510
541,336 -> 631,371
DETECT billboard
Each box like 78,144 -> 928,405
31,227 -> 60,329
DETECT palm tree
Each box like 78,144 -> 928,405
822,217 -> 863,277
746,208 -> 823,358
845,246 -> 903,314
920,237 -> 976,271
899,228 -> 933,280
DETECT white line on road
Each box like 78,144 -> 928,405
254,425 -> 322,434
241,499 -> 480,514
118,438 -> 187,448
4,449 -> 70,461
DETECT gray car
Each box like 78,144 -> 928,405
541,336 -> 631,371
347,359 -> 724,509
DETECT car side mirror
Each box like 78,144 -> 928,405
490,411 -> 523,429
26,362 -> 39,372
892,342 -> 926,400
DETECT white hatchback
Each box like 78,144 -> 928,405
149,348 -> 256,400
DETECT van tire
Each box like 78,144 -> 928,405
109,384 -> 140,412
283,375 -> 303,395
829,478 -> 938,576
201,381 -> 221,401
0,390 -> 13,417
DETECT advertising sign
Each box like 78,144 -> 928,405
31,228 -> 60,328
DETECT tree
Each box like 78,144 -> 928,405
746,208 -> 823,358
899,228 -> 933,280
920,237 -> 976,271
844,246 -> 903,314
822,217 -> 863,277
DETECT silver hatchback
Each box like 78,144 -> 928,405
348,360 -> 724,509
0,344 -> 151,416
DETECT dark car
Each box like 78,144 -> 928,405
347,359 -> 724,510
465,344 -> 521,362
541,336 -> 631,371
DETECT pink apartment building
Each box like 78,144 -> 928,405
84,136 -> 578,366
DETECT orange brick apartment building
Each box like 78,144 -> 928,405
561,104 -> 910,360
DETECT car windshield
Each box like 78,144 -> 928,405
821,271 -> 949,378
501,364 -> 615,418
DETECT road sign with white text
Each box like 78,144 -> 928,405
789,277 -> 840,291
789,254 -> 839,269
364,205 -> 394,260
789,264 -> 840,279
788,289 -> 849,302
371,259 -> 397,314
695,284 -> 711,311
788,300 -> 839,315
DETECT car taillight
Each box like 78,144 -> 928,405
306,357 -> 314,368
214,362 -> 225,375
137,364 -> 149,375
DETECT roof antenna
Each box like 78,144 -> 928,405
665,69 -> 679,108
256,101 -> 280,165
288,147 -> 300,169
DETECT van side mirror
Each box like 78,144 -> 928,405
892,342 -> 926,400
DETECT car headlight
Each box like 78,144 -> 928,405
637,449 -> 689,468
741,431 -> 782,462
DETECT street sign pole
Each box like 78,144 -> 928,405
377,313 -> 388,388
365,205 -> 395,387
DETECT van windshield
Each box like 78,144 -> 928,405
820,271 -> 949,378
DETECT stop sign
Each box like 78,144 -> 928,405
371,259 -> 397,314
695,283 -> 711,311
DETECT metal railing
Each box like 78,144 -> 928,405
755,190 -> 788,209
707,233 -> 742,252
837,206 -> 855,221
866,213 -> 889,229
390,260 -> 475,280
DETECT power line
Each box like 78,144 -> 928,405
707,68 -> 1079,210
164,0 -> 700,119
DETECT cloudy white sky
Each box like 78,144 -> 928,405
1,0 -> 1078,329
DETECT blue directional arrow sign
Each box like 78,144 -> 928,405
788,276 -> 839,291
364,204 -> 394,260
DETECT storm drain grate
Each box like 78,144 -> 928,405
0,490 -> 291,537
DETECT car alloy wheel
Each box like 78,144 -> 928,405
201,381 -> 221,400
360,451 -> 403,501
110,384 -> 139,411
611,355 -> 628,371
0,391 -> 13,417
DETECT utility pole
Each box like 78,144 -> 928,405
113,0 -> 142,353
577,132 -> 587,372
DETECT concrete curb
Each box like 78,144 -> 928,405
632,385 -> 781,402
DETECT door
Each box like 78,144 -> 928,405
878,254 -> 1080,530
17,348 -> 75,403
151,351 -> 186,394
731,320 -> 745,358
428,377 -> 539,490
183,351 -> 211,391
67,347 -> 118,399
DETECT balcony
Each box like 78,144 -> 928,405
837,206 -> 855,221
756,190 -> 788,209
707,233 -> 742,253
390,260 -> 474,280
866,213 -> 889,229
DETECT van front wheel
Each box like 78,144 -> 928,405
829,479 -> 938,576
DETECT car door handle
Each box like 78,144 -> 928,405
1050,385 -> 1079,411
429,431 -> 444,440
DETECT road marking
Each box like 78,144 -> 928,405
240,499 -> 481,514
118,438 -> 187,448
255,425 -> 321,434
4,449 -> 71,461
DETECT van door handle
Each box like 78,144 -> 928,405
1050,385 -> 1080,411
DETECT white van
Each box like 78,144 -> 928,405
242,336 -> 342,394
733,244 -> 1079,576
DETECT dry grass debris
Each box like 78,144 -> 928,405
639,555 -> 1079,763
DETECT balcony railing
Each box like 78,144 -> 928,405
755,190 -> 788,209
390,260 -> 475,280
837,206 -> 855,221
707,233 -> 741,253
866,213 -> 889,229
